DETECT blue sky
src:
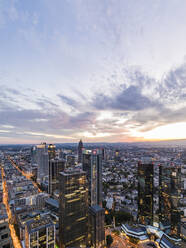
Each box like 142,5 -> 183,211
1,0 -> 186,144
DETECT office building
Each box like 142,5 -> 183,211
0,204 -> 12,248
48,158 -> 65,195
78,139 -> 83,163
159,165 -> 181,236
82,149 -> 103,206
66,154 -> 76,168
89,205 -> 105,248
36,143 -> 49,184
25,216 -> 55,248
48,144 -> 56,160
138,158 -> 154,225
59,169 -> 88,248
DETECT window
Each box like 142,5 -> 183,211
1,233 -> 8,239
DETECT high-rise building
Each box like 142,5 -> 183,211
48,144 -> 56,160
66,154 -> 76,168
138,158 -> 154,225
48,158 -> 65,195
25,216 -> 55,248
59,169 -> 88,248
78,139 -> 83,163
89,205 -> 105,248
82,149 -> 102,206
159,165 -> 181,236
36,143 -> 49,184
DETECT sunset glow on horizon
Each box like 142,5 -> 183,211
1,1 -> 186,144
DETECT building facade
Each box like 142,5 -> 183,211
82,149 -> 102,206
25,216 -> 55,248
48,158 -> 65,195
138,158 -> 154,225
159,165 -> 181,236
0,204 -> 12,248
78,140 -> 83,163
59,170 -> 88,248
89,205 -> 105,248
36,143 -> 49,184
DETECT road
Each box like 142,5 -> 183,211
105,228 -> 136,248
8,158 -> 42,192
1,167 -> 22,248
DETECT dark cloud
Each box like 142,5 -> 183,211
93,85 -> 161,111
58,94 -> 78,107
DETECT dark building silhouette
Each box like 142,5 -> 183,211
159,165 -> 181,236
89,205 -> 105,248
138,158 -> 154,225
59,169 -> 88,248
48,158 -> 65,195
78,139 -> 83,163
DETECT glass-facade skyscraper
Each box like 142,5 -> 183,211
82,149 -> 102,206
138,158 -> 154,225
48,158 -> 65,195
78,139 -> 83,163
159,165 -> 181,236
59,169 -> 88,248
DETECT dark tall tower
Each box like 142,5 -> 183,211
138,158 -> 154,225
159,165 -> 181,236
48,158 -> 65,195
82,149 -> 102,206
78,139 -> 83,163
59,169 -> 88,248
89,205 -> 105,248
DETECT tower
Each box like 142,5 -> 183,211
36,143 -> 49,184
78,139 -> 83,163
82,149 -> 102,206
138,158 -> 154,225
159,164 -> 181,236
48,144 -> 56,160
59,169 -> 88,248
48,158 -> 65,195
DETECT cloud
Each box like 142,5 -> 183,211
58,94 -> 78,107
93,85 -> 161,111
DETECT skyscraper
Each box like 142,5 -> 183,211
48,158 -> 65,195
36,143 -> 49,184
138,158 -> 154,225
159,165 -> 181,236
78,139 -> 83,163
82,149 -> 102,206
59,169 -> 88,248
48,144 -> 56,160
89,205 -> 105,248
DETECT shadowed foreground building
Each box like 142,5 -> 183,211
89,205 -> 105,248
0,204 -> 12,248
59,169 -> 88,248
138,158 -> 154,225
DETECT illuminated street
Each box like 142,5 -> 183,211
105,228 -> 137,248
1,167 -> 22,248
8,158 -> 42,193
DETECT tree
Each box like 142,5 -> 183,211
106,235 -> 113,247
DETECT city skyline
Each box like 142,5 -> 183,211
1,1 -> 186,144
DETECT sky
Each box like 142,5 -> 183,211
1,0 -> 186,144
